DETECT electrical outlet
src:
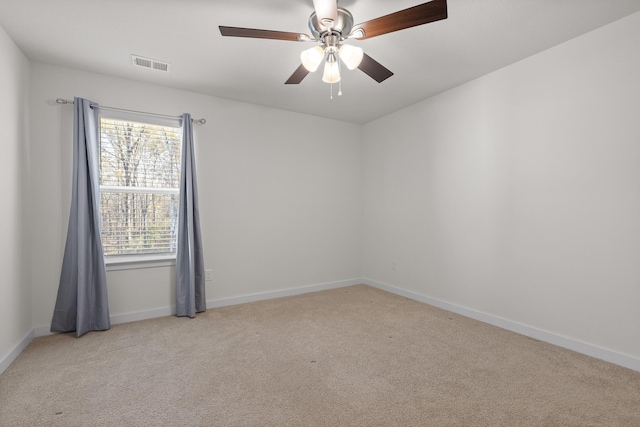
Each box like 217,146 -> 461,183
205,269 -> 213,281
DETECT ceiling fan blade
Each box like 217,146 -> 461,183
312,0 -> 338,28
350,0 -> 447,40
285,64 -> 310,84
219,26 -> 309,42
357,53 -> 394,83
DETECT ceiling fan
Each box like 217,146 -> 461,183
219,0 -> 447,86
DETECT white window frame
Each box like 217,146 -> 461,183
98,110 -> 182,271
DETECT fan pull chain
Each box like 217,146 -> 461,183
338,60 -> 343,96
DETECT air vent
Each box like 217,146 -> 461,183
131,55 -> 171,72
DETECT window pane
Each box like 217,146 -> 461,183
99,117 -> 182,256
100,119 -> 181,188
100,192 -> 179,255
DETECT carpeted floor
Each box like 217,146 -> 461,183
1,285 -> 639,426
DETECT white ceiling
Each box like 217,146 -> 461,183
1,0 -> 640,123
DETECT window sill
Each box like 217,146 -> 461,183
105,254 -> 176,271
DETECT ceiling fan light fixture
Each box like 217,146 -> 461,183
300,46 -> 325,72
219,0 -> 450,87
338,44 -> 363,70
322,54 -> 341,83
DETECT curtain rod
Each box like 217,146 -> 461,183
55,98 -> 206,125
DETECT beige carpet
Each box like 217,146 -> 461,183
1,285 -> 639,426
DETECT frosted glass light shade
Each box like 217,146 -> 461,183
300,46 -> 325,72
338,44 -> 363,70
322,59 -> 341,83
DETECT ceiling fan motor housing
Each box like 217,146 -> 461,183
308,7 -> 354,39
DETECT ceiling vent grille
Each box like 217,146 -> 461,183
131,55 -> 171,72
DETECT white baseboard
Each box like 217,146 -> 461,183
110,306 -> 176,325
30,306 -> 177,339
363,278 -> 640,373
207,278 -> 362,308
33,325 -> 53,337
77,278 -> 361,325
0,329 -> 34,375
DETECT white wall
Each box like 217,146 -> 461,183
0,25 -> 31,366
29,63 -> 363,328
363,12 -> 640,359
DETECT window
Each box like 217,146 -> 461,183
98,113 -> 182,266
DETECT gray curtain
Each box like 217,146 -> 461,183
51,97 -> 110,337
176,113 -> 206,317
